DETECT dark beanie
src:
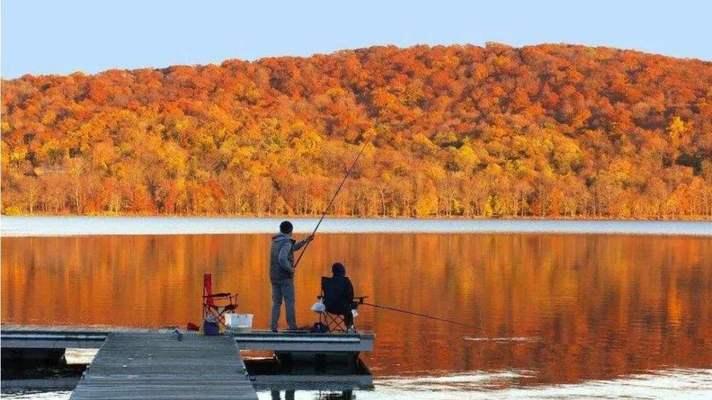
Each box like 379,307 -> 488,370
331,262 -> 346,276
280,220 -> 293,234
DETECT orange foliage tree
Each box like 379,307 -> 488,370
2,44 -> 711,218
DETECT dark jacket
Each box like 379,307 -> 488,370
323,266 -> 354,313
269,233 -> 307,282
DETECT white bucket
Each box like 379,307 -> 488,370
225,313 -> 253,332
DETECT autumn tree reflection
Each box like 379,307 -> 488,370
2,234 -> 711,384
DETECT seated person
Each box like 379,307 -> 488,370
323,262 -> 358,330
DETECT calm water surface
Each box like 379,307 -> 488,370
2,230 -> 712,398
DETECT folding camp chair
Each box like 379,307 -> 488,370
202,273 -> 238,328
317,276 -> 366,332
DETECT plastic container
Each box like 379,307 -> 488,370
225,313 -> 253,332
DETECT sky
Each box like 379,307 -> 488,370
2,0 -> 711,78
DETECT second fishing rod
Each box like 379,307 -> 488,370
293,138 -> 370,269
291,138 -> 480,332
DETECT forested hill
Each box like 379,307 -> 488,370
2,44 -> 711,218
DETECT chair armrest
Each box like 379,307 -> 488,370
203,292 -> 234,298
354,296 -> 368,304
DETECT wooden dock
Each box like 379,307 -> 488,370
2,326 -> 374,353
69,332 -> 257,400
2,325 -> 375,395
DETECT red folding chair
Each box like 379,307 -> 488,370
202,273 -> 237,328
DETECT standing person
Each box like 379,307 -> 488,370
269,220 -> 313,332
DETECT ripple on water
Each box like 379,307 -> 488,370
367,368 -> 712,399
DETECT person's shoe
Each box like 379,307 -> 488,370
346,326 -> 358,334
271,328 -> 278,333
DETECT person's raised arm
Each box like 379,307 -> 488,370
293,235 -> 314,251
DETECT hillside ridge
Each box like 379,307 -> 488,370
2,43 -> 711,218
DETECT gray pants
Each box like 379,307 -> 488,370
271,279 -> 296,330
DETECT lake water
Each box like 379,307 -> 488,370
2,218 -> 712,399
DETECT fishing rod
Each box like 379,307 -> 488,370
361,302 -> 479,330
293,138 -> 371,269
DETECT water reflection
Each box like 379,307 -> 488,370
368,368 -> 712,400
5,368 -> 712,400
2,234 -> 711,386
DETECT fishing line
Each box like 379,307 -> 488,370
463,336 -> 541,342
361,302 -> 480,330
362,302 -> 541,342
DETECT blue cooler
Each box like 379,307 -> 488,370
203,318 -> 220,336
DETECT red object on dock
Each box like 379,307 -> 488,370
202,273 -> 238,328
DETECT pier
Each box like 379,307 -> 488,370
70,332 -> 256,400
1,325 -> 375,396
1,326 -> 374,353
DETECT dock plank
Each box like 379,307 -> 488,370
70,332 -> 256,400
1,325 -> 375,353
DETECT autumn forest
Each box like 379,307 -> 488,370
1,43 -> 711,218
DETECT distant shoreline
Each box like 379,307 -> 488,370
3,213 -> 712,221
2,216 -> 711,237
